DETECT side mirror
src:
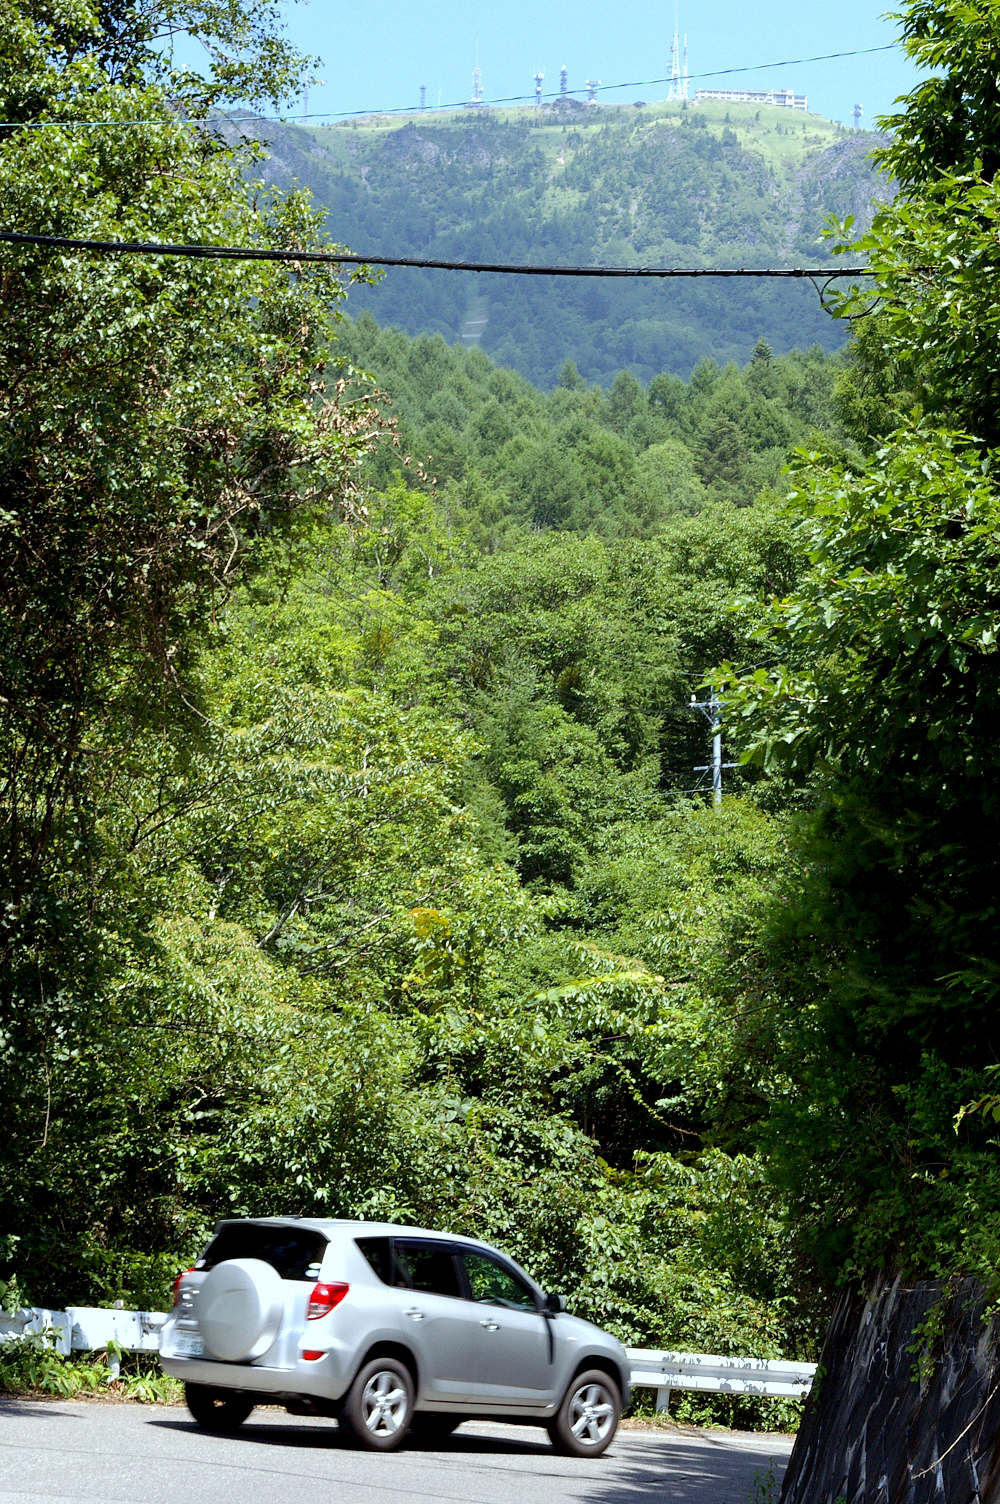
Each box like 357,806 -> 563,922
543,1291 -> 564,1314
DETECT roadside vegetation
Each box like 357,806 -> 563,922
0,1336 -> 180,1404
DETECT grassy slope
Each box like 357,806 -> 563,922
304,100 -> 848,176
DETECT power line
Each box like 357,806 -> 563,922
0,43 -> 897,130
0,231 -> 872,279
307,44 -> 897,124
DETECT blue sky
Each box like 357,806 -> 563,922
273,0 -> 922,130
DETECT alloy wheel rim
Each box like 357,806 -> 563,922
361,1370 -> 408,1435
568,1382 -> 615,1445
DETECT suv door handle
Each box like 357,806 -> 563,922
404,1307 -> 425,1320
479,1318 -> 500,1331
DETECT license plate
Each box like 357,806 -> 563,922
174,1331 -> 204,1357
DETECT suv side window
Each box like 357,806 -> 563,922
199,1223 -> 327,1281
461,1250 -> 539,1311
355,1236 -> 409,1287
394,1240 -> 462,1298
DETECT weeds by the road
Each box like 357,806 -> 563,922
626,1388 -> 802,1433
0,1335 -> 181,1403
746,1461 -> 781,1502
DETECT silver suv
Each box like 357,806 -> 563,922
159,1217 -> 629,1456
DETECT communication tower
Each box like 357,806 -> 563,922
420,83 -> 427,111
585,79 -> 601,104
853,102 -> 864,128
534,71 -> 544,106
299,0 -> 312,120
469,65 -> 484,107
560,65 -> 568,97
668,5 -> 689,100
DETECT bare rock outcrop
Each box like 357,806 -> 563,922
782,1276 -> 1000,1503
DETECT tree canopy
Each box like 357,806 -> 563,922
713,0 -> 1000,1281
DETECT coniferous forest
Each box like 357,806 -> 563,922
3,0 -> 1000,1435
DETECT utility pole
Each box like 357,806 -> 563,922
690,690 -> 736,807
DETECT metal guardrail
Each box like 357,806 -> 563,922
628,1347 -> 816,1411
0,1306 -> 166,1379
0,1307 -> 816,1406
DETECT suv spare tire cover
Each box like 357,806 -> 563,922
198,1258 -> 285,1362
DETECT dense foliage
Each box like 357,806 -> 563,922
712,0 -> 1000,1283
0,1 -> 852,1423
333,316 -> 842,534
5,0 -> 999,1437
0,0 -> 387,1306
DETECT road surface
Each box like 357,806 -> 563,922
0,1398 -> 793,1503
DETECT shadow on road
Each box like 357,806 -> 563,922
573,1434 -> 788,1504
151,1413 -> 789,1501
150,1415 -> 555,1455
0,1399 -> 85,1422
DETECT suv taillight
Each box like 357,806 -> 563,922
172,1268 -> 195,1306
306,1281 -> 349,1320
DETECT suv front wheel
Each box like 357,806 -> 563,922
339,1357 -> 414,1451
185,1383 -> 255,1432
548,1369 -> 621,1457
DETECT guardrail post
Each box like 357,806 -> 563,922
654,1385 -> 671,1413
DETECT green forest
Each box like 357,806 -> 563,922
259,101 -> 880,386
3,0 -> 1000,1431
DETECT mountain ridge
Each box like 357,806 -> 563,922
254,100 -> 884,387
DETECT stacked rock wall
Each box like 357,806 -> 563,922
781,1275 -> 1000,1503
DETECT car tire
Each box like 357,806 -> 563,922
338,1357 -> 414,1451
197,1257 -> 284,1362
185,1382 -> 255,1432
547,1368 -> 621,1458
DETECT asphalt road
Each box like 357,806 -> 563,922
0,1399 -> 793,1503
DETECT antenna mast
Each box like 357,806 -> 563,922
669,3 -> 682,100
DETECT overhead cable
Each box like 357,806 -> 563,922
0,43 -> 897,130
0,230 -> 872,279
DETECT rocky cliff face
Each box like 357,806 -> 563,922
782,1276 -> 1000,1504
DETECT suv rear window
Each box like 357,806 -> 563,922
199,1223 -> 327,1281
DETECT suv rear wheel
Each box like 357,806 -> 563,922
339,1357 -> 414,1451
185,1383 -> 255,1432
547,1369 -> 621,1457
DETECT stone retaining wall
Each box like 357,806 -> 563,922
781,1276 -> 1000,1503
